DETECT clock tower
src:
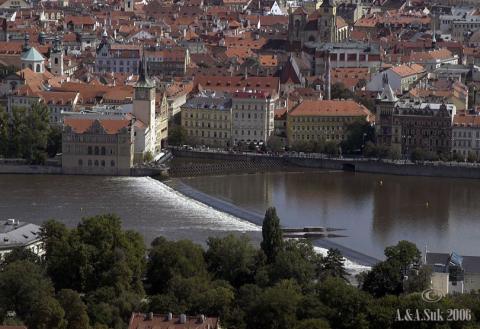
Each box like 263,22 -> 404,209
134,59 -> 155,129
133,58 -> 156,155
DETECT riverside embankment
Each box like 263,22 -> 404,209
170,148 -> 480,179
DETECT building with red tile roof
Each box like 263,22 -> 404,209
287,99 -> 372,146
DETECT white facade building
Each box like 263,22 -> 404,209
231,90 -> 276,145
0,219 -> 44,260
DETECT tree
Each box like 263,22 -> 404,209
320,249 -> 348,281
248,142 -> 256,151
261,207 -> 283,263
143,150 -> 153,163
324,141 -> 339,157
47,125 -> 63,158
467,151 -> 477,163
246,280 -> 302,329
168,124 -> 188,146
295,319 -> 331,329
0,106 -> 8,157
1,246 -> 43,266
269,239 -> 320,287
57,289 -> 90,329
0,260 -> 66,329
267,135 -> 284,152
362,241 -> 421,297
410,148 -> 428,162
384,240 -> 421,273
42,215 -> 146,294
206,234 -> 258,287
341,120 -> 374,154
147,237 -> 207,294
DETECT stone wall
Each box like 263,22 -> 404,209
171,149 -> 480,180
0,164 -> 62,175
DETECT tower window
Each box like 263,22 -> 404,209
54,58 -> 58,64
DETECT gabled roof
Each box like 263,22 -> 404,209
64,118 -> 131,134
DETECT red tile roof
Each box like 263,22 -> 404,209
289,100 -> 371,117
64,118 -> 131,134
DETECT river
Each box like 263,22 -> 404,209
1,171 -> 479,264
181,170 -> 480,260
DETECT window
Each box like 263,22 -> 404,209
111,160 -> 115,167
101,147 -> 106,155
94,146 -> 99,155
101,160 -> 105,167
88,146 -> 92,155
78,159 -> 83,166
88,160 -> 92,166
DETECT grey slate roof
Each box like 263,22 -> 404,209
426,252 -> 480,274
0,220 -> 42,250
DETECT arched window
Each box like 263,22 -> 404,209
94,146 -> 99,155
101,160 -> 105,167
54,57 -> 58,64
101,147 -> 106,155
94,160 -> 99,166
78,159 -> 83,166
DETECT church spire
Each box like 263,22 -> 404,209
136,47 -> 154,88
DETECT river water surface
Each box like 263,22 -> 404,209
1,171 -> 479,261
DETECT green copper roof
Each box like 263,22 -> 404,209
21,47 -> 45,62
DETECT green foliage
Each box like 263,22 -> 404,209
267,135 -> 284,152
168,124 -> 188,146
0,106 -> 8,157
324,141 -> 339,156
295,318 -> 331,329
2,103 -> 55,163
261,207 -> 283,263
319,248 -> 348,281
147,237 -> 207,294
467,151 -> 477,163
57,289 -> 90,329
206,234 -> 259,287
341,120 -> 374,154
363,142 -> 393,159
331,83 -> 375,112
143,150 -> 154,163
0,260 -> 66,329
245,280 -> 302,329
47,125 -> 63,157
362,241 -> 421,297
1,246 -> 43,266
269,239 -> 320,288
40,215 -> 146,328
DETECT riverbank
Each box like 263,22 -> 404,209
163,177 -> 381,267
171,149 -> 480,180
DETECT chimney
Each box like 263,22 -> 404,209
179,314 -> 187,324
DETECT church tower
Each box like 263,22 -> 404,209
317,0 -> 337,43
50,36 -> 64,76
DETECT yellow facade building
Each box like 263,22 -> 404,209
287,100 -> 372,145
